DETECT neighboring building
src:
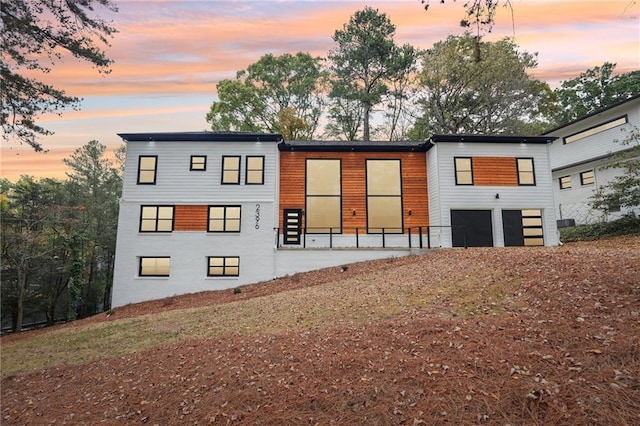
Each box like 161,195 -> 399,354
544,94 -> 640,225
112,132 -> 559,307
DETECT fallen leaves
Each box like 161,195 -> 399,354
2,236 -> 639,424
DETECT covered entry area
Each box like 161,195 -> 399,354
451,210 -> 493,247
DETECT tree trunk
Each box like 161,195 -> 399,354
15,269 -> 26,332
363,103 -> 371,141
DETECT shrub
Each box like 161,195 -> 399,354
560,215 -> 640,242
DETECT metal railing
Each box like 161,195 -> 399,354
275,225 -> 466,249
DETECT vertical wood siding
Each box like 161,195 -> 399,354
473,157 -> 518,186
279,151 -> 428,234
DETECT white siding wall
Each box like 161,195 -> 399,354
427,142 -> 558,247
554,160 -> 640,224
121,141 -> 278,203
113,139 -> 279,307
548,98 -> 640,224
548,98 -> 639,170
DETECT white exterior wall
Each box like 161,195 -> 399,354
547,97 -> 640,224
112,139 -> 280,307
427,142 -> 559,247
548,98 -> 639,171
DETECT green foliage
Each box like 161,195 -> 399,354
1,142 -> 122,332
555,63 -> 640,125
1,0 -> 118,151
559,216 -> 640,242
327,7 -> 417,141
411,34 -> 558,137
590,125 -> 640,213
206,53 -> 327,140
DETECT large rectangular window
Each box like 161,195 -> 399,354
564,116 -> 628,144
522,209 -> 544,246
454,157 -> 473,185
139,257 -> 170,277
221,156 -> 241,184
366,159 -> 403,234
137,156 -> 157,184
208,206 -> 241,232
580,170 -> 595,186
517,158 -> 536,186
246,156 -> 265,184
559,175 -> 572,190
208,256 -> 239,277
306,159 -> 341,233
190,155 -> 207,171
140,205 -> 174,232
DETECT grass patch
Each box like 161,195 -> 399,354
1,255 -> 522,378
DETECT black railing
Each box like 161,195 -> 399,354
275,225 -> 466,249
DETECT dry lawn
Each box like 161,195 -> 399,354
2,237 -> 639,425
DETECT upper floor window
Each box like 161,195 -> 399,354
454,157 -> 473,185
207,256 -> 239,277
246,156 -> 265,185
221,156 -> 241,184
137,156 -> 157,184
208,205 -> 241,232
366,159 -> 403,234
306,159 -> 341,233
140,205 -> 174,232
564,116 -> 628,144
139,256 -> 170,277
580,170 -> 595,186
517,158 -> 536,186
190,155 -> 207,171
559,175 -> 572,190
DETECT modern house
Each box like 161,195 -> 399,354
112,132 -> 558,307
544,94 -> 640,225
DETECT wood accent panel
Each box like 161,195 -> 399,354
279,151 -> 429,234
473,157 -> 518,186
174,205 -> 208,231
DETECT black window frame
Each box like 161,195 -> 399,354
454,157 -> 474,185
305,158 -> 342,234
221,155 -> 241,185
365,158 -> 404,234
190,155 -> 207,171
580,170 -> 595,186
139,205 -> 175,233
139,256 -> 170,277
207,205 -> 242,233
559,175 -> 572,190
207,256 -> 240,277
516,157 -> 536,186
564,115 -> 628,144
245,155 -> 265,185
137,155 -> 158,185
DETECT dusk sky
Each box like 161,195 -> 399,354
2,0 -> 639,181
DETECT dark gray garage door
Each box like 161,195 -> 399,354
451,210 -> 494,247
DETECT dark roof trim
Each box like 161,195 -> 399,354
429,134 -> 556,144
543,93 -> 640,135
117,131 -> 283,143
278,140 -> 431,152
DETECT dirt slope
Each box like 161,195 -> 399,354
2,237 -> 639,425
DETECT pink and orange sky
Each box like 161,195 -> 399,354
2,0 -> 639,181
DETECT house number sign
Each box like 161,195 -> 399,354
255,204 -> 261,229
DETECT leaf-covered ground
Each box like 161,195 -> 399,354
2,237 -> 639,425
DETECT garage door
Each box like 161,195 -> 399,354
451,210 -> 493,247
